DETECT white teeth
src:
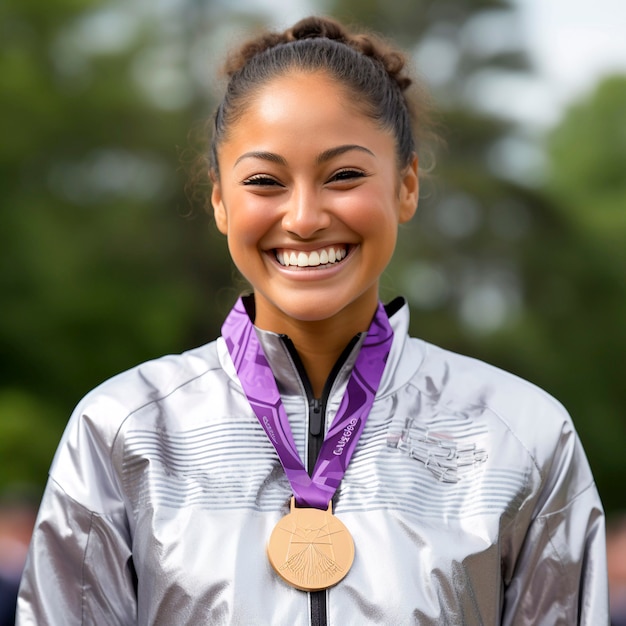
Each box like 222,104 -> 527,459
277,247 -> 347,268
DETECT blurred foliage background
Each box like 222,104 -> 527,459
1,0 -> 625,515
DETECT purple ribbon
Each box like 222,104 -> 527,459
222,298 -> 394,509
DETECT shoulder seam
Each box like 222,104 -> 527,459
109,362 -> 223,453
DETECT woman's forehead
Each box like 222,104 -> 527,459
220,78 -> 392,158
229,71 -> 375,134
249,70 -> 353,104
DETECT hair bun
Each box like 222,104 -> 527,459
288,17 -> 348,44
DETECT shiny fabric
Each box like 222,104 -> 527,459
17,300 -> 608,625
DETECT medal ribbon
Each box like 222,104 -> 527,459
222,298 -> 394,509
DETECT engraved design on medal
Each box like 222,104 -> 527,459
267,498 -> 354,591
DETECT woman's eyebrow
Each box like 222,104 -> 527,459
234,151 -> 287,167
316,144 -> 375,164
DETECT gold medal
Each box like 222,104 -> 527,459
267,498 -> 354,591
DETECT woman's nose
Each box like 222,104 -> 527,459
281,187 -> 331,238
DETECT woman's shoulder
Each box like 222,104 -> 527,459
46,338 -> 228,512
387,304 -> 571,435
399,336 -> 594,504
403,335 -> 575,447
82,339 -> 223,419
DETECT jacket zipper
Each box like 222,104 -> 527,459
308,395 -> 328,626
281,335 -> 361,626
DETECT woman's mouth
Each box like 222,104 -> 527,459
275,245 -> 348,268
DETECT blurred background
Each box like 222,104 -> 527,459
1,0 -> 625,621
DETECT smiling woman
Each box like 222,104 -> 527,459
16,15 -> 608,626
211,70 -> 418,372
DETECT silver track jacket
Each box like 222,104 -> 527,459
17,300 -> 608,625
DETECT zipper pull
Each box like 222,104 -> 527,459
309,398 -> 323,437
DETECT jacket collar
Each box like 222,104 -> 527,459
218,295 -> 418,400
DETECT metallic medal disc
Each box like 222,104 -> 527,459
267,498 -> 355,591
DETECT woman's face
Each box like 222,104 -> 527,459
211,71 -> 418,334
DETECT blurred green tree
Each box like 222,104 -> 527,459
0,0 -> 234,488
547,76 -> 626,246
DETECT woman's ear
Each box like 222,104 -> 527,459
398,154 -> 419,224
210,171 -> 228,235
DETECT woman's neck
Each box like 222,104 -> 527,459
252,296 -> 378,398
288,324 -> 352,398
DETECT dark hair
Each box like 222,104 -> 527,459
208,16 -> 435,180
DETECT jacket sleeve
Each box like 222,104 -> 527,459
501,422 -> 609,626
16,479 -> 136,626
16,395 -> 137,626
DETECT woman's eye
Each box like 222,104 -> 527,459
242,175 -> 282,187
328,169 -> 366,183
